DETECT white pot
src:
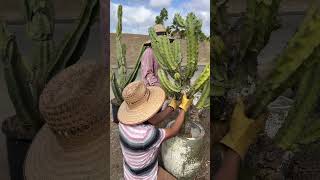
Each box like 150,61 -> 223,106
161,120 -> 205,178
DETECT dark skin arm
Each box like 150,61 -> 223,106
214,148 -> 241,180
164,109 -> 185,140
148,106 -> 174,125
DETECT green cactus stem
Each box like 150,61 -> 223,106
196,79 -> 210,109
274,61 -> 320,151
247,2 -> 320,118
0,0 -> 99,131
111,5 -> 145,104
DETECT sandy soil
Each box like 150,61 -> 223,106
110,109 -> 210,180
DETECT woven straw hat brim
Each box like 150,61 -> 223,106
24,124 -> 108,180
118,86 -> 165,125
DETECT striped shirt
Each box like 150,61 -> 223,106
119,122 -> 166,180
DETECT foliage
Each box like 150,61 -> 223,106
0,0 -> 98,132
155,8 -> 168,25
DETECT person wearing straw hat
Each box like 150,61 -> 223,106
117,81 -> 192,180
141,24 -> 174,87
24,62 -> 108,180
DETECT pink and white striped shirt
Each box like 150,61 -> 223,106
119,122 -> 166,180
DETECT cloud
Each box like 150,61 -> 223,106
110,0 -> 210,35
149,0 -> 172,8
110,2 -> 156,34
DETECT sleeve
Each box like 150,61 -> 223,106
141,48 -> 159,86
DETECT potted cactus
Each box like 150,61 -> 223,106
0,0 -> 98,179
148,12 -> 210,178
212,0 -> 320,178
111,5 -> 146,123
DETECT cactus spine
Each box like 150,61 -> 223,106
111,5 -> 145,104
0,0 -> 99,132
150,12 -> 210,108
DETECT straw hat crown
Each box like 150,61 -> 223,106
118,81 -> 166,125
39,62 -> 107,148
122,81 -> 150,109
153,24 -> 166,33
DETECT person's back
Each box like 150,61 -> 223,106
117,81 -> 193,180
119,123 -> 165,179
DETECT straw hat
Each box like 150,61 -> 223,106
144,24 -> 175,46
118,81 -> 165,125
24,62 -> 108,180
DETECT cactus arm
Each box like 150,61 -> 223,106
158,69 -> 181,94
297,117 -> 320,146
111,72 -> 123,104
124,45 -> 146,87
247,3 -> 320,118
148,28 -> 171,71
274,62 -> 320,150
185,13 -> 200,81
188,64 -> 210,97
0,22 -> 39,128
115,5 -> 128,89
248,48 -> 319,118
196,79 -> 210,109
48,0 -> 99,79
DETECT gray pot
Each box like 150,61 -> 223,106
161,120 -> 205,179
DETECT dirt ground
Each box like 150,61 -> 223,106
110,109 -> 210,180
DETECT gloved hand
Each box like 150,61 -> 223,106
179,93 -> 193,112
220,98 -> 267,159
168,97 -> 178,110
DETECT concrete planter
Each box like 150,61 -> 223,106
161,120 -> 205,179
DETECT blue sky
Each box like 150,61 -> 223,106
110,0 -> 210,35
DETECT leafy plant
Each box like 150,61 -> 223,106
150,12 -> 210,110
155,8 -> 168,25
0,0 -> 99,134
111,5 -> 146,105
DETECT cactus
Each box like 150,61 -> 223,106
111,5 -> 146,105
0,0 -> 99,133
150,12 -> 210,110
247,2 -> 320,118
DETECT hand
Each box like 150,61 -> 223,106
220,98 -> 267,159
168,97 -> 177,110
178,93 -> 193,112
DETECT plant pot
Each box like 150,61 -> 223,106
111,98 -> 121,124
1,116 -> 34,180
161,120 -> 205,179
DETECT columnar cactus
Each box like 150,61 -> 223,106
150,13 -> 210,109
0,0 -> 99,133
111,5 -> 146,105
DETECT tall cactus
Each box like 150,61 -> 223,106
150,12 -> 210,109
0,0 -> 99,133
111,5 -> 146,104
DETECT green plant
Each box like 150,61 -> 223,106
168,13 -> 209,41
155,8 -> 168,25
150,12 -> 210,110
0,0 -> 99,134
111,5 -> 146,105
212,0 -> 320,152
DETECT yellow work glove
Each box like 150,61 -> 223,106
179,93 -> 193,112
168,98 -> 178,110
220,98 -> 267,159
